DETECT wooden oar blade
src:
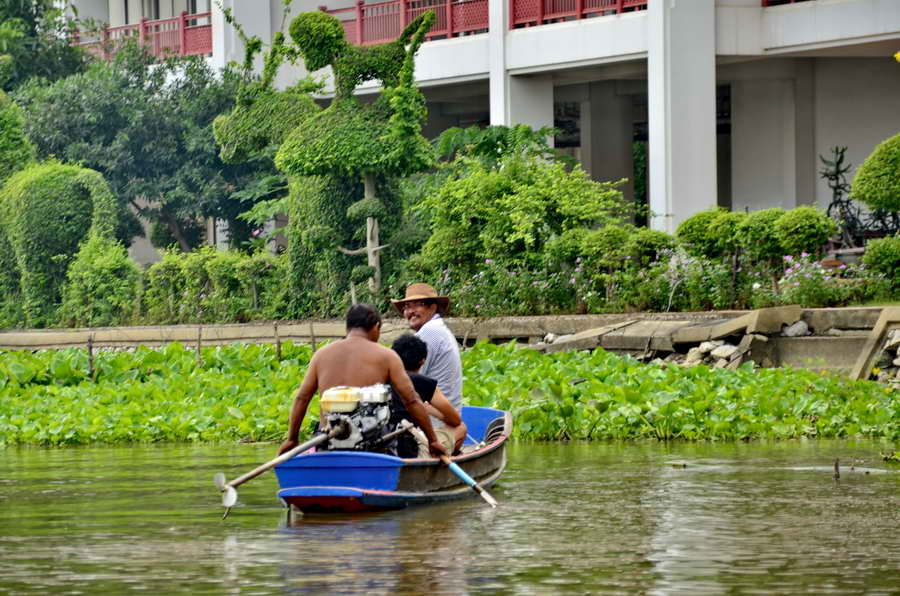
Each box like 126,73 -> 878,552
222,485 -> 238,508
441,456 -> 499,508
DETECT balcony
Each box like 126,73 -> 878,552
326,0 -> 489,45
511,0 -> 647,28
73,11 -> 212,60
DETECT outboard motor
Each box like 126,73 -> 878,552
320,385 -> 393,451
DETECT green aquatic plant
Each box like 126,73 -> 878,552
0,341 -> 897,446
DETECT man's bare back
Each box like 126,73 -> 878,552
311,336 -> 397,392
276,304 -> 448,458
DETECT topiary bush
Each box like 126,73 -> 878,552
675,207 -> 726,258
862,235 -> 900,288
736,208 -> 786,264
0,163 -> 117,326
851,133 -> 900,212
707,210 -> 747,256
623,227 -> 675,267
580,225 -> 632,272
57,234 -> 142,327
773,206 -> 836,257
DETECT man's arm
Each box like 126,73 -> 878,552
388,354 -> 448,457
276,357 -> 319,455
426,387 -> 462,427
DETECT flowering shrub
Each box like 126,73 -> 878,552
430,260 -> 583,317
765,254 -> 891,308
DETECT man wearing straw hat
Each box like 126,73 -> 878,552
392,283 -> 463,412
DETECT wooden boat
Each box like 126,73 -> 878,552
274,405 -> 512,513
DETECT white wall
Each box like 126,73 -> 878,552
813,57 -> 900,206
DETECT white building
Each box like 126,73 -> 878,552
75,0 -> 900,233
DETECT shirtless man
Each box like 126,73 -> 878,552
276,304 -> 448,458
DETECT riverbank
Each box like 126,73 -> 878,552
1,342 -> 896,446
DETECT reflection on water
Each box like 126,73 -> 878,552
1,440 -> 898,594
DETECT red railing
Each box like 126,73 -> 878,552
510,0 -> 647,28
73,12 -> 212,60
326,0 -> 488,46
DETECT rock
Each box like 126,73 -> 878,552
886,330 -> 900,350
781,320 -> 809,337
710,344 -> 739,359
553,334 -> 573,344
726,356 -> 743,370
544,333 -> 558,344
823,328 -> 850,337
699,340 -> 724,354
714,359 -> 729,369
684,347 -> 705,365
893,357 -> 900,367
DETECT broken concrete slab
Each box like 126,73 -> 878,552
599,320 -> 695,352
672,305 -> 801,344
802,307 -> 884,333
543,321 -> 636,354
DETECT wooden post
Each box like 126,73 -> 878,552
576,0 -> 584,19
274,321 -> 282,361
102,26 -> 110,61
139,17 -> 148,50
356,0 -> 364,45
309,321 -> 317,353
179,11 -> 187,56
615,0 -> 623,14
537,0 -> 544,25
399,0 -> 408,29
196,325 -> 203,366
363,174 -> 382,295
87,333 -> 95,379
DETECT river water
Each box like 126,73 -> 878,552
1,440 -> 898,594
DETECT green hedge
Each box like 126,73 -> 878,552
0,163 -> 117,326
851,133 -> 900,212
143,247 -> 286,324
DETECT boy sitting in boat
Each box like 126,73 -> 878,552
276,304 -> 448,458
390,334 -> 467,457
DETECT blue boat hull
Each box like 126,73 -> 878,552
274,406 -> 511,513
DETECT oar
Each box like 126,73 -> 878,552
214,420 -> 348,516
439,454 -> 498,508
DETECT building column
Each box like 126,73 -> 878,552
210,0 -> 273,73
647,0 -> 717,233
581,81 -> 634,201
488,0 -> 508,125
731,79 -> 797,212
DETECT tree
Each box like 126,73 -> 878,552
15,42 -> 276,250
276,10 -> 437,296
0,0 -> 87,91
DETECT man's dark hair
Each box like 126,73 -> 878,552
392,333 -> 428,371
346,303 -> 381,331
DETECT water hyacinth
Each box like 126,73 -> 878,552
1,341 -> 896,446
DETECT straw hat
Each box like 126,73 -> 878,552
391,283 -> 450,314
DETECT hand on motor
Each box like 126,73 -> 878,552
277,439 -> 298,456
428,439 -> 450,458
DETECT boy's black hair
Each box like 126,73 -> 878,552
391,333 -> 428,371
345,303 -> 381,331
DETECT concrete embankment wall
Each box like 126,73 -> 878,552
0,307 -> 892,378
